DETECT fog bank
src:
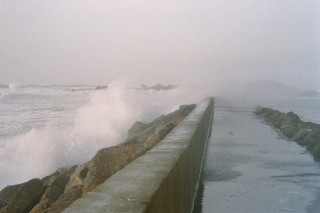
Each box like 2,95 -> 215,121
0,0 -> 319,90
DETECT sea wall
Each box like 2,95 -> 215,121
63,97 -> 214,213
0,104 -> 196,213
257,108 -> 320,160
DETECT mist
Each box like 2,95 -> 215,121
0,80 -> 206,188
0,0 -> 319,90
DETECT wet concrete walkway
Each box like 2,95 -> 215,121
199,101 -> 320,213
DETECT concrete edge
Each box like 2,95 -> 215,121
63,97 -> 214,213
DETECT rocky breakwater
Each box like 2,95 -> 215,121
0,104 -> 196,213
256,108 -> 320,160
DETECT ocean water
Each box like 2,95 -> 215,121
0,84 -> 93,140
0,82 -> 203,189
0,82 -> 319,190
268,96 -> 320,124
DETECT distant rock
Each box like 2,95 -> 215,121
135,84 -> 176,91
257,108 -> 320,160
95,85 -> 108,90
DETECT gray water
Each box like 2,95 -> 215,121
0,85 -> 93,140
199,100 -> 320,213
0,83 -> 188,189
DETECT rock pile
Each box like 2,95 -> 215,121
256,108 -> 320,160
0,104 -> 196,213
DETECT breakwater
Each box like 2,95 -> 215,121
257,108 -> 320,160
199,102 -> 320,212
0,104 -> 196,213
63,97 -> 214,213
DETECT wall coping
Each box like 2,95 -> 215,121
63,97 -> 213,213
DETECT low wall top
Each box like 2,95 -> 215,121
63,97 -> 213,213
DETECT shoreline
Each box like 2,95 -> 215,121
256,108 -> 320,160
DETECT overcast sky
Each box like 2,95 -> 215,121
0,0 -> 319,89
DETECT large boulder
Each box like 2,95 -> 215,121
82,143 -> 145,192
64,163 -> 89,191
0,183 -> 24,204
0,201 -> 6,210
313,144 -> 320,160
0,169 -> 73,212
292,129 -> 310,143
0,179 -> 47,213
29,199 -> 54,213
303,132 -> 320,150
127,121 -> 146,139
46,186 -> 83,213
284,111 -> 301,125
42,166 -> 76,186
41,186 -> 64,202
48,173 -> 70,190
280,125 -> 300,138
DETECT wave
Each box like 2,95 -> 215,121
0,80 -> 205,189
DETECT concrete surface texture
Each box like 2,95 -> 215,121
200,101 -> 320,213
63,97 -> 214,213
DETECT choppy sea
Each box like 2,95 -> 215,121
0,83 -> 319,190
0,82 -> 193,189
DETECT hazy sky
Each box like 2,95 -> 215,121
1,0 -> 319,89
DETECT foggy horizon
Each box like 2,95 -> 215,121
1,0 -> 319,90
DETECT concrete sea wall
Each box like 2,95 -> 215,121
63,97 -> 214,213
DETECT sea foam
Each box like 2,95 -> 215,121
0,80 -> 204,189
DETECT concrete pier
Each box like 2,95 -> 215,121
63,97 -> 214,213
199,101 -> 320,213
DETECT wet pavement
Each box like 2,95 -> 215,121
198,101 -> 320,213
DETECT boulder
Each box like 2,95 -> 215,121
29,199 -> 54,213
0,200 -> 6,210
127,121 -> 146,138
46,186 -> 83,213
313,144 -> 320,160
285,111 -> 301,125
49,173 -> 70,190
41,186 -> 63,202
64,163 -> 89,191
280,125 -> 300,138
42,172 -> 60,186
303,132 -> 320,150
82,143 -> 144,192
0,183 -> 24,203
42,166 -> 75,186
292,129 -> 310,143
0,179 -> 47,213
